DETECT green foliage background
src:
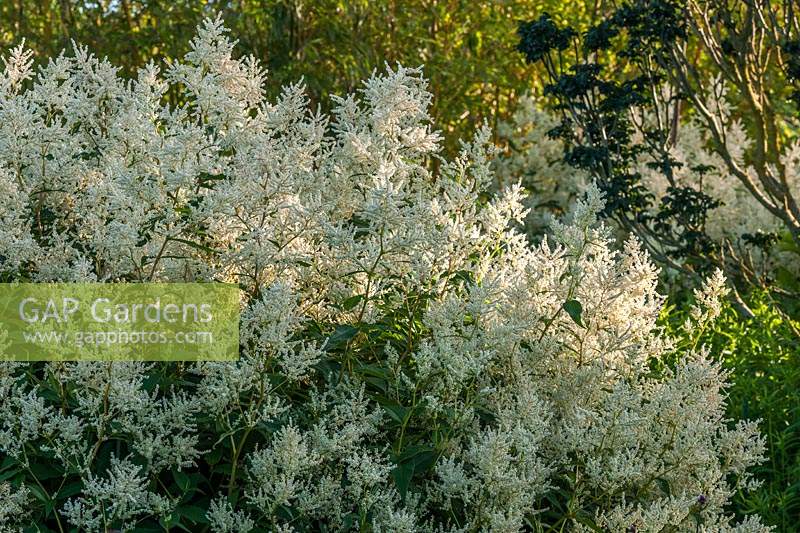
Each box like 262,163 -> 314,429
0,0 -> 606,154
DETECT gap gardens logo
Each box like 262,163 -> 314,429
0,283 -> 240,361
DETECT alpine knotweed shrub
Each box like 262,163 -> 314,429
496,94 -> 800,287
493,94 -> 588,238
0,16 -> 769,532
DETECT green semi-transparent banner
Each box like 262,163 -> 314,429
0,283 -> 240,361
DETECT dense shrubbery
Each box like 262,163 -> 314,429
514,0 -> 800,292
496,96 -> 800,290
662,294 -> 800,531
0,18 -> 772,532
507,4 -> 800,530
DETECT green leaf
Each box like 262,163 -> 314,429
392,462 -> 414,499
324,325 -> 359,351
341,294 -> 364,311
406,448 -> 437,473
177,504 -> 210,524
391,445 -> 437,500
562,299 -> 584,327
380,402 -> 408,424
778,231 -> 800,254
212,463 -> 233,475
55,480 -> 84,500
172,469 -> 191,492
28,461 -> 64,481
0,467 -> 21,482
159,514 -> 193,531
776,266 -> 800,291
206,445 -> 224,465
0,455 -> 16,470
27,483 -> 49,503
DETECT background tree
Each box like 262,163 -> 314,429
516,0 -> 800,311
0,0 -> 611,155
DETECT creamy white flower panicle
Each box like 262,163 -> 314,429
686,268 -> 730,332
207,496 -> 256,533
0,17 -> 769,532
0,482 -> 30,526
60,456 -> 172,531
494,95 -> 589,237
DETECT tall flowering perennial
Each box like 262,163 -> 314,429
493,95 -> 588,237
497,95 -> 799,282
0,17 -> 769,532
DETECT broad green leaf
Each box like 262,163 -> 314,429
325,325 -> 359,351
563,299 -> 584,327
172,469 -> 191,492
177,504 -> 210,524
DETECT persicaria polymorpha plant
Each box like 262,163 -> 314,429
0,16 -> 769,532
